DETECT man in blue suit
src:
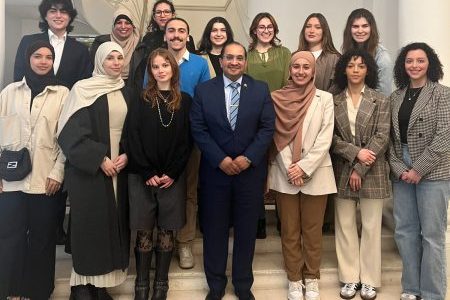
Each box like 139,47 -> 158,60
190,42 -> 275,300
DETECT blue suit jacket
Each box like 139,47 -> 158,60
190,74 -> 275,183
14,32 -> 93,89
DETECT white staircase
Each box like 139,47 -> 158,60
50,209 -> 413,300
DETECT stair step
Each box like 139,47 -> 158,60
52,247 -> 402,298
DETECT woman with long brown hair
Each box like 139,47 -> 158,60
127,48 -> 192,300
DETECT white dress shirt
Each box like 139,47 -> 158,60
223,75 -> 243,122
48,29 -> 67,74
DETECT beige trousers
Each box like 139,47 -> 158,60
176,145 -> 201,244
335,197 -> 384,287
276,192 -> 327,281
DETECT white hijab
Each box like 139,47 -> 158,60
57,42 -> 125,135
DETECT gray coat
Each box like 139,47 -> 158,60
389,81 -> 450,180
332,87 -> 391,199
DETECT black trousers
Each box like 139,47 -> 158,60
200,173 -> 261,297
0,191 -> 57,300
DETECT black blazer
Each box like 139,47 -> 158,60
14,32 -> 93,89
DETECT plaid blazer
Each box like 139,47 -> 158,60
389,81 -> 450,180
332,87 -> 391,199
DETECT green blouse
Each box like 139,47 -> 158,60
246,46 -> 291,92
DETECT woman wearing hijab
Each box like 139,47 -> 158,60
90,10 -> 140,83
268,51 -> 336,300
58,42 -> 130,300
0,41 -> 68,300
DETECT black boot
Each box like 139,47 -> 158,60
69,284 -> 97,300
151,250 -> 173,300
135,247 -> 153,300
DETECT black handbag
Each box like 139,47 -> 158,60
0,148 -> 32,181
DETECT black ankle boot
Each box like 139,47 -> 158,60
135,247 -> 153,300
151,250 -> 173,300
69,284 -> 97,300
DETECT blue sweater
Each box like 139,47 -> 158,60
143,51 -> 210,97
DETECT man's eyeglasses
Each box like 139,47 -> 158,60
223,55 -> 245,62
154,10 -> 172,16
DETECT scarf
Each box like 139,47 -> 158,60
57,42 -> 125,135
270,51 -> 316,163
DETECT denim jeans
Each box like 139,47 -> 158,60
393,144 -> 450,300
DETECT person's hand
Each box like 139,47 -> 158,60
159,174 -> 174,189
101,157 -> 118,177
113,154 -> 128,173
291,177 -> 304,186
146,175 -> 161,187
401,169 -> 422,184
219,156 -> 240,175
287,164 -> 305,182
357,149 -> 376,166
45,178 -> 61,196
233,156 -> 251,172
349,170 -> 362,191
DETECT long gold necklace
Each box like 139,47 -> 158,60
156,92 -> 174,128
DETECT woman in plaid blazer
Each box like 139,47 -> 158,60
389,42 -> 450,300
331,48 -> 391,300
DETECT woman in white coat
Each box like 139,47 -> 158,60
269,51 -> 336,300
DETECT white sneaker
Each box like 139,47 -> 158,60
178,243 -> 194,269
340,282 -> 360,299
288,280 -> 304,300
400,293 -> 418,300
360,283 -> 376,300
304,278 -> 320,300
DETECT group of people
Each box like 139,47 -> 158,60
0,1 -> 448,300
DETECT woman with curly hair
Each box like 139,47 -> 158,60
342,8 -> 393,96
389,42 -> 450,300
332,48 -> 391,300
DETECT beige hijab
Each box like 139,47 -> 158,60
110,9 -> 140,79
58,42 -> 125,135
271,51 -> 316,163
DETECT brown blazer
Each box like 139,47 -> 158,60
332,87 -> 391,199
389,81 -> 450,180
314,52 -> 340,93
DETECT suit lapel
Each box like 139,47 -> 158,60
57,36 -> 72,77
391,88 -> 406,142
234,76 -> 250,131
302,93 -> 320,138
355,90 -> 376,140
334,92 -> 353,142
408,81 -> 435,131
213,76 -> 231,130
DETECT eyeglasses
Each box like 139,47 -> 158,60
223,55 -> 245,62
257,25 -> 274,32
154,10 -> 172,16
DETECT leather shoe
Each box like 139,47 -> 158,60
205,290 -> 225,300
236,291 -> 255,300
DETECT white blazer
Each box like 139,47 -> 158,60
269,89 -> 337,195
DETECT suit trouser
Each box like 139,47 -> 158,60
335,197 -> 384,287
0,191 -> 57,300
177,145 -> 200,244
276,191 -> 327,281
200,173 -> 261,296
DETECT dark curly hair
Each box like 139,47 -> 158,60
197,17 -> 234,55
393,42 -> 443,89
334,48 -> 379,91
38,0 -> 77,33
